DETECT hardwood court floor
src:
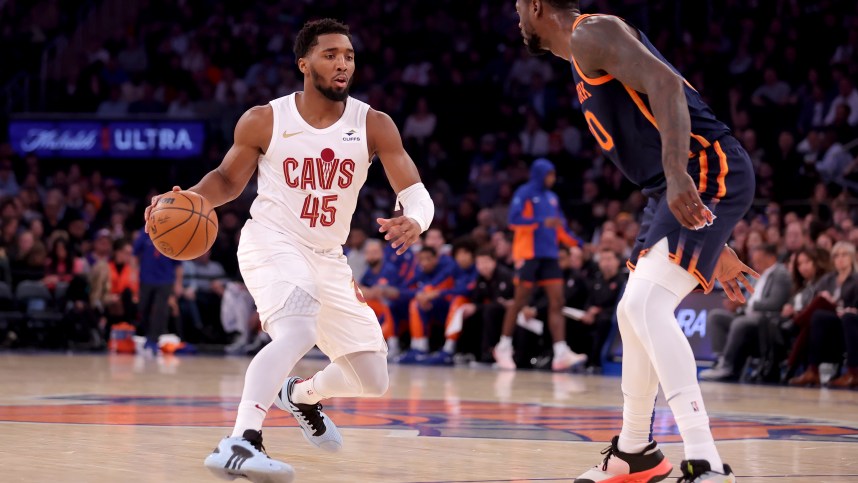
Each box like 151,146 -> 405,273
0,353 -> 856,482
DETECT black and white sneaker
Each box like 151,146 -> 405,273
575,435 -> 673,482
203,429 -> 294,483
273,377 -> 343,452
677,460 -> 736,482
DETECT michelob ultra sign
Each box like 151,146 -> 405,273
8,119 -> 205,158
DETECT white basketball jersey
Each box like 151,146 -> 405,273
250,93 -> 371,249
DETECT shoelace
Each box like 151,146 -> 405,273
244,435 -> 268,455
296,402 -> 326,433
599,443 -> 615,471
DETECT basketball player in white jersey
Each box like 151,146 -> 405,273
145,19 -> 434,483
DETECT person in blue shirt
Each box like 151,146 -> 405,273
416,238 -> 479,365
494,158 -> 587,372
393,245 -> 455,363
133,227 -> 182,354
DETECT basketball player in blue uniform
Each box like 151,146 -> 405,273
514,1 -> 759,482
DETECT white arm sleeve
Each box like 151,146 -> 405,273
395,182 -> 434,233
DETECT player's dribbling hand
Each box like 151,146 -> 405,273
666,173 -> 711,230
706,246 -> 759,304
144,186 -> 181,233
377,216 -> 421,255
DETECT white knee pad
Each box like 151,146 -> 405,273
632,238 -> 699,298
337,351 -> 389,397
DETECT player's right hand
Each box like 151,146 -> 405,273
144,185 -> 181,233
666,173 -> 710,230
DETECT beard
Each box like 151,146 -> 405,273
310,67 -> 352,102
523,29 -> 547,56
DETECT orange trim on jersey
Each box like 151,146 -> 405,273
367,299 -> 395,339
683,78 -> 699,93
408,299 -> 425,339
537,278 -> 564,287
714,140 -> 729,198
690,133 -> 711,149
571,14 -> 615,86
697,150 -> 709,193
511,225 -> 537,262
623,85 -> 658,129
522,200 -> 534,218
444,296 -> 470,341
556,226 -> 579,247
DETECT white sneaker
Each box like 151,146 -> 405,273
551,350 -> 588,371
492,344 -> 516,370
273,377 -> 343,452
203,430 -> 294,483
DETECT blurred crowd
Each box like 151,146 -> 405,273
1,0 -> 858,387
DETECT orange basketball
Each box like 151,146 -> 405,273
147,190 -> 218,261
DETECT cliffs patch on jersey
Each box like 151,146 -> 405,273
342,128 -> 361,142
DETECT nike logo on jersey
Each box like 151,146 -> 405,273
282,131 -> 303,139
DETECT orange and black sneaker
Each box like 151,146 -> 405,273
575,435 -> 673,483
676,460 -> 735,482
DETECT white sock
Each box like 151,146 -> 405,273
620,255 -> 724,470
411,337 -> 428,352
443,338 -> 456,353
387,336 -> 399,350
552,341 -> 570,356
231,400 -> 268,437
497,335 -> 513,350
291,378 -> 323,405
667,385 -> 723,470
230,293 -> 319,438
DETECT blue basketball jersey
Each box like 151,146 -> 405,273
570,14 -> 732,189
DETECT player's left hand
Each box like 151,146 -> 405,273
706,246 -> 759,304
377,216 -> 422,255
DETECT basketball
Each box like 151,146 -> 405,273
147,190 -> 218,261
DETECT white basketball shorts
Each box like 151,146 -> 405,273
237,219 -> 386,360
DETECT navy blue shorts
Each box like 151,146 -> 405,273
516,258 -> 563,286
628,136 -> 754,291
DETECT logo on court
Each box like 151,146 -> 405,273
9,395 -> 858,444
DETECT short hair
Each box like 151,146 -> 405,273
545,0 -> 580,12
753,243 -> 779,258
419,246 -> 437,257
452,237 -> 477,257
293,18 -> 351,61
475,247 -> 495,258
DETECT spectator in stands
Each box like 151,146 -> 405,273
825,77 -> 858,127
418,238 -> 478,365
789,241 -> 858,385
402,97 -> 437,148
133,228 -> 182,354
43,235 -> 85,292
0,159 -> 19,198
701,244 -> 792,381
181,249 -> 227,341
9,230 -> 46,286
396,246 -> 455,363
571,248 -> 626,372
458,247 -> 514,363
772,247 -> 832,380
